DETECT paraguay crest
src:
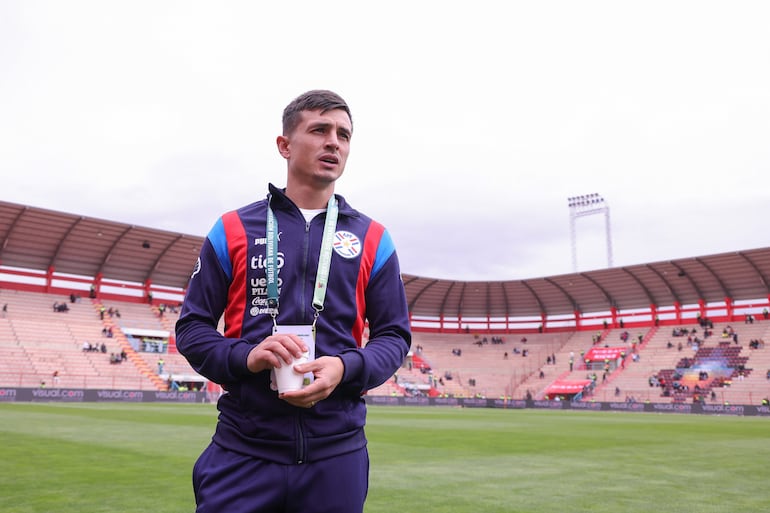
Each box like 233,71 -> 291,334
333,230 -> 361,259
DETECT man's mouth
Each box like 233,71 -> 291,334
320,154 -> 339,164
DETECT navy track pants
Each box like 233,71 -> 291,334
192,442 -> 369,513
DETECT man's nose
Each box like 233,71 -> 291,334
325,133 -> 340,149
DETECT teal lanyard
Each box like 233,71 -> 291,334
266,195 -> 339,325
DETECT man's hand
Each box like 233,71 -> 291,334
279,356 -> 345,408
246,333 -> 307,373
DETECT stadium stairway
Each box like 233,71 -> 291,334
154,305 -> 179,353
590,327 -> 657,401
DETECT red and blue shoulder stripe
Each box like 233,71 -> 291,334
352,221 -> 395,344
208,211 -> 248,338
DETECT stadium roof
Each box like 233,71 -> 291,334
2,199 -> 770,318
0,200 -> 202,291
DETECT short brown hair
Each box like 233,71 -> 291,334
282,90 -> 353,135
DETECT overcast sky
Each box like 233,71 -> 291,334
2,1 -> 769,282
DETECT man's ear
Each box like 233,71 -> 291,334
276,135 -> 290,159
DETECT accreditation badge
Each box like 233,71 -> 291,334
269,324 -> 316,391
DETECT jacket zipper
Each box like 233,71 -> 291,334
300,220 -> 312,323
296,212 -> 325,462
296,414 -> 306,464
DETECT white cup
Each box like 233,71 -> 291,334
275,352 -> 309,393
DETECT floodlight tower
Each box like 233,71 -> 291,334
567,193 -> 613,272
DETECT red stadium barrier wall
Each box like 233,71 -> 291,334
3,265 -> 770,334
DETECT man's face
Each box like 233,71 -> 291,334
279,108 -> 352,187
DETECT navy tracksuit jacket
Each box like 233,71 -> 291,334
176,184 -> 411,466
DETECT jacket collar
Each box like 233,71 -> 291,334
267,183 -> 357,217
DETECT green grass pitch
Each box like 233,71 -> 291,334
0,403 -> 768,513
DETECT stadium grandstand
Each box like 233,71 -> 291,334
2,199 -> 770,412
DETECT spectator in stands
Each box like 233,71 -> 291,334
175,90 -> 410,513
1,303 -> 6,317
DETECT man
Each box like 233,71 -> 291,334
176,90 -> 411,513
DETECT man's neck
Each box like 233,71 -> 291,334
284,183 -> 335,209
